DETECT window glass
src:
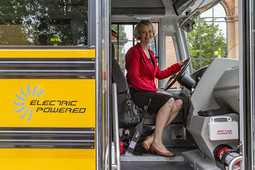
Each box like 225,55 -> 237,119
0,0 -> 88,46
199,21 -> 214,40
201,58 -> 214,67
165,36 -> 179,87
111,25 -> 131,72
187,4 -> 227,71
215,22 -> 227,39
111,23 -> 158,73
125,25 -> 133,40
149,38 -> 156,54
200,8 -> 212,18
213,4 -> 226,17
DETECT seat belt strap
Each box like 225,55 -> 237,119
126,99 -> 151,154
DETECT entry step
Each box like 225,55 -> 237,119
121,154 -> 184,162
121,161 -> 193,170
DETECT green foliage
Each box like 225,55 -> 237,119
111,24 -> 129,71
187,18 -> 227,71
0,0 -> 88,45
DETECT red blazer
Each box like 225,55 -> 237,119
125,43 -> 181,92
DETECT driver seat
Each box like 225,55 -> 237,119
112,57 -> 156,127
112,57 -> 156,153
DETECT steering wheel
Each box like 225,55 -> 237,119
164,58 -> 191,91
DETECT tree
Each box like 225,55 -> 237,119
0,0 -> 88,46
111,25 -> 128,72
187,18 -> 227,71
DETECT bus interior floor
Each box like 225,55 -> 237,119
120,161 -> 193,170
120,145 -> 197,169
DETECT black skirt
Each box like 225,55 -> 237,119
130,87 -> 177,114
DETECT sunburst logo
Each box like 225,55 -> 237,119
13,84 -> 45,121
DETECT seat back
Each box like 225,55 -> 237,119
111,44 -> 156,127
111,43 -> 142,128
112,58 -> 128,104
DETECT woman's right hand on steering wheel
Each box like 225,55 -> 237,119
164,58 -> 191,90
179,59 -> 189,67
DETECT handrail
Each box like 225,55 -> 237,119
112,83 -> 121,170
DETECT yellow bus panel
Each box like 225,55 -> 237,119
0,49 -> 95,58
0,79 -> 95,127
0,149 -> 95,170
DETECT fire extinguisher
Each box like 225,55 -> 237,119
213,144 -> 241,169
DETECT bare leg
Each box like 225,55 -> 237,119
152,98 -> 175,153
164,99 -> 183,128
143,99 -> 182,151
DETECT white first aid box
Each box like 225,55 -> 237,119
208,116 -> 238,141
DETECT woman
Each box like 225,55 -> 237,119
125,20 -> 187,157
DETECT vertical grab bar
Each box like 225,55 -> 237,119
112,83 -> 121,170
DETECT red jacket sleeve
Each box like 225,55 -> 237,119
155,63 -> 181,80
125,47 -> 157,92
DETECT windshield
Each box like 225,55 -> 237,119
187,3 -> 228,72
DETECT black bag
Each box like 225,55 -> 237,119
112,58 -> 140,128
118,94 -> 140,128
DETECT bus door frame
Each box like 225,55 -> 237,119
239,0 -> 255,169
95,0 -> 111,169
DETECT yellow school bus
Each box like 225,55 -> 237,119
0,0 -> 100,169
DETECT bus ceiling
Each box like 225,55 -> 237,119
111,0 -> 222,31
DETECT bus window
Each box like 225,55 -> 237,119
165,35 -> 180,88
0,0 -> 88,46
111,24 -> 133,72
187,3 -> 228,72
111,23 -> 158,73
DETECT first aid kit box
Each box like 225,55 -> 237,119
208,116 -> 238,141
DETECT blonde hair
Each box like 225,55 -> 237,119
134,20 -> 155,40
